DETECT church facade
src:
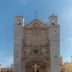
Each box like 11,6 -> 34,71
14,15 -> 60,72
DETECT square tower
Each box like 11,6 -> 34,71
14,16 -> 24,72
49,15 -> 60,72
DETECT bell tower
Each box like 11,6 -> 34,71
49,15 -> 60,72
14,16 -> 24,72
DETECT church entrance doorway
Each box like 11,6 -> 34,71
25,61 -> 46,72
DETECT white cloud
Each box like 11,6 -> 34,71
0,50 -> 13,67
64,56 -> 72,62
2,56 -> 13,67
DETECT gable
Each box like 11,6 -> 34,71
24,19 -> 47,29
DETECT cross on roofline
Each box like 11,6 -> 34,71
34,11 -> 38,19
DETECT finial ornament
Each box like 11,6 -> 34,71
46,21 -> 48,26
52,13 -> 55,16
34,11 -> 38,19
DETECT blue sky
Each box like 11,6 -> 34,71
0,0 -> 72,67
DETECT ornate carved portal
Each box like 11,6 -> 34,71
25,61 -> 47,72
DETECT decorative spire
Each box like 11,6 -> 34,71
46,21 -> 47,26
52,13 -> 55,16
34,11 -> 38,19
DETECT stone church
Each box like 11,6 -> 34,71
14,15 -> 60,72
